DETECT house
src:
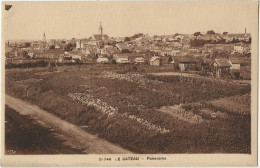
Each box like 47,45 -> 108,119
134,57 -> 145,64
149,56 -> 161,66
114,55 -> 130,64
97,57 -> 109,63
34,49 -> 64,59
161,50 -> 174,56
229,58 -> 241,70
28,51 -> 34,58
72,54 -> 82,60
174,57 -> 198,71
210,58 -> 232,77
5,47 -> 18,58
233,45 -> 244,53
188,48 -> 199,53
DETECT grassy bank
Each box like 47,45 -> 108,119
5,105 -> 84,154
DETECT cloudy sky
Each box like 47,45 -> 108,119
2,1 -> 257,40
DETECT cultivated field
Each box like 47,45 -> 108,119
5,64 -> 251,153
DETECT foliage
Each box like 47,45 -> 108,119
49,45 -> 55,49
122,49 -> 132,53
124,37 -> 131,41
64,43 -> 74,52
207,30 -> 215,34
190,39 -> 205,47
167,56 -> 173,63
111,59 -> 117,64
21,50 -> 28,58
194,32 -> 201,37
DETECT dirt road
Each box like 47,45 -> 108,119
5,94 -> 132,154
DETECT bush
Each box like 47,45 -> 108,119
111,59 -> 117,64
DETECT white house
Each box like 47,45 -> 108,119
97,57 -> 109,63
229,58 -> 241,70
134,57 -> 145,64
72,55 -> 82,60
233,45 -> 244,53
149,56 -> 161,66
115,56 -> 130,63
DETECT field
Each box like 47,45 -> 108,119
5,64 -> 251,153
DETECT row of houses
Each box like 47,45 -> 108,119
96,54 -> 241,78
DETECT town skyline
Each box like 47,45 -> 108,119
3,1 -> 255,40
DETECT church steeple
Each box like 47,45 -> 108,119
99,22 -> 103,37
43,32 -> 46,42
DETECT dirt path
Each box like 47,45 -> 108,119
5,94 -> 132,154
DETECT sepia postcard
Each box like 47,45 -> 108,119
1,0 -> 258,167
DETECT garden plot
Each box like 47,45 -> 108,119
34,71 -> 60,76
101,71 -> 162,84
122,113 -> 170,134
206,94 -> 250,115
16,78 -> 43,85
158,105 -> 203,123
199,108 -> 229,119
68,92 -> 169,134
68,93 -> 118,116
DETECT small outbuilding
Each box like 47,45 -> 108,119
229,58 -> 241,70
174,57 -> 198,71
149,56 -> 161,66
72,55 -> 82,60
115,56 -> 130,64
210,58 -> 232,77
97,57 -> 109,63
134,57 -> 145,64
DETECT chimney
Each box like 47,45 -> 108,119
245,28 -> 247,34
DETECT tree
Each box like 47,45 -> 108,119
190,39 -> 205,47
49,45 -> 55,49
194,32 -> 201,37
248,37 -> 251,43
124,37 -> 131,41
72,42 -> 76,48
64,43 -> 73,52
167,56 -> 173,63
223,32 -> 228,35
231,38 -> 240,44
21,50 -> 28,58
207,30 -> 215,34
24,42 -> 31,48
122,49 -> 132,53
111,59 -> 117,64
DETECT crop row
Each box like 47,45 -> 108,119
68,92 -> 169,134
68,93 -> 118,116
170,105 -> 203,123
122,113 -> 170,134
16,78 -> 43,85
101,71 -> 162,84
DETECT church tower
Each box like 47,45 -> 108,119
43,32 -> 46,43
42,32 -> 47,49
99,22 -> 103,37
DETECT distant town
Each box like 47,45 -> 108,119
5,22 -> 251,79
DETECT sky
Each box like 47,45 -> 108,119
2,1 -> 258,40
